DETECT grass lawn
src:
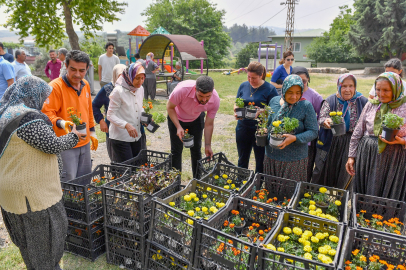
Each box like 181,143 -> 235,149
0,72 -> 377,270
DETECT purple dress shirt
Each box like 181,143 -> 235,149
44,59 -> 62,81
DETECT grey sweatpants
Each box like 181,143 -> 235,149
60,143 -> 92,182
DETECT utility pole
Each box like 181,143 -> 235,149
280,0 -> 299,52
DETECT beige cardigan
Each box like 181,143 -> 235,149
0,133 -> 62,214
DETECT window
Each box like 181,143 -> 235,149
292,42 -> 301,52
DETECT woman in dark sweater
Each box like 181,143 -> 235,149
234,62 -> 278,173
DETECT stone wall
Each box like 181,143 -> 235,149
307,67 -> 349,74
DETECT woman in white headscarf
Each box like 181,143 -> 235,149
142,52 -> 160,100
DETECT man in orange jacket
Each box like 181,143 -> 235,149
42,50 -> 98,181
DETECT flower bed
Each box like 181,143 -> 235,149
102,167 -> 181,235
199,163 -> 253,194
64,217 -> 105,261
290,182 -> 349,224
61,165 -> 129,224
338,228 -> 406,270
351,193 -> 406,237
258,212 -> 344,270
192,196 -> 283,270
117,149 -> 172,172
147,180 -> 232,265
240,173 -> 299,209
196,152 -> 236,179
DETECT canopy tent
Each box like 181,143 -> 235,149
151,26 -> 171,35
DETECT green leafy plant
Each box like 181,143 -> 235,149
143,100 -> 153,113
256,104 -> 273,136
152,112 -> 166,124
329,111 -> 344,124
235,98 -> 245,108
67,107 -> 83,126
183,129 -> 192,139
383,113 -> 404,129
283,117 -> 299,134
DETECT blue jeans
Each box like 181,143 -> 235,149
236,121 -> 265,173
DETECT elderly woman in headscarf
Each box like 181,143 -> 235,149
167,61 -> 183,94
93,64 -> 147,161
292,66 -> 323,181
264,74 -> 318,181
142,52 -> 160,100
107,62 -> 146,163
0,76 -> 82,270
313,74 -> 368,189
346,72 -> 406,201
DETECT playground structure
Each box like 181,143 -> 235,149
258,42 -> 284,74
127,25 -> 150,63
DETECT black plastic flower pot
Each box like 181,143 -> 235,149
235,107 -> 246,118
269,134 -> 284,149
256,134 -> 268,147
331,122 -> 346,136
227,217 -> 246,234
140,112 -> 152,125
183,135 -> 194,148
76,122 -> 87,137
382,125 -> 400,142
245,108 -> 257,119
146,121 -> 160,133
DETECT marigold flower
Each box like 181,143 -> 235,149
352,249 -> 359,256
229,223 -> 235,228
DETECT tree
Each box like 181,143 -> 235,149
348,0 -> 406,60
307,5 -> 362,63
142,0 -> 231,68
0,0 -> 127,50
235,43 -> 258,68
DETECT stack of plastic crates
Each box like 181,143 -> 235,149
196,152 -> 235,179
117,149 -> 172,171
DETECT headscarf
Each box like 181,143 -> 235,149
105,64 -> 127,96
146,52 -> 154,66
292,66 -> 310,83
0,76 -> 52,156
370,72 -> 406,153
336,73 -> 363,132
276,74 -> 305,120
115,62 -> 145,92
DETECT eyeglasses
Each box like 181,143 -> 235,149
286,58 -> 295,61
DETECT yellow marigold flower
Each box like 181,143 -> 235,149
184,195 -> 191,202
266,244 -> 276,251
202,194 -> 207,199
227,179 -> 232,184
329,111 -> 337,116
189,193 -> 197,199
202,207 -> 208,212
194,197 -> 199,202
304,193 -> 311,198
309,205 -> 316,210
293,227 -> 302,235
169,202 -> 175,207
242,181 -> 247,184
207,187 -> 212,191
311,236 -> 319,243
222,174 -> 228,179
214,175 -> 219,180
319,187 -> 327,193
195,207 -> 201,212
224,185 -> 230,189
187,219 -> 194,225
272,121 -> 280,127
304,253 -> 312,260
328,249 -> 336,256
329,235 -> 339,243
335,200 -> 341,206
277,247 -> 284,252
277,234 -> 286,242
337,111 -> 343,116
188,210 -> 194,217
309,200 -> 316,205
303,245 -> 312,252
283,227 -> 292,234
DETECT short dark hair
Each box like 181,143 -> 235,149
134,53 -> 140,59
385,58 -> 403,77
0,42 -> 3,49
105,42 -> 115,50
49,49 -> 56,54
196,76 -> 214,94
58,48 -> 68,56
65,50 -> 90,68
15,49 -> 23,58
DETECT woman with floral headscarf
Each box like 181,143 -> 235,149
346,72 -> 406,201
142,52 -> 160,100
107,62 -> 146,163
312,73 -> 368,189
0,76 -> 82,270
264,74 -> 318,181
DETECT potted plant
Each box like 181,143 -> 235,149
147,112 -> 165,133
67,107 -> 86,137
269,117 -> 299,148
183,129 -> 194,148
141,100 -> 153,125
382,112 -> 404,142
245,102 -> 257,119
256,104 -> 273,147
235,97 -> 246,118
329,111 -> 345,136
227,210 -> 246,234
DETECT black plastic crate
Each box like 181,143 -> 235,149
64,218 -> 105,261
105,226 -> 147,270
258,212 -> 344,270
147,180 -> 233,265
289,182 -> 349,224
146,241 -> 192,270
351,193 -> 406,237
192,196 -> 283,270
337,228 -> 406,270
62,165 -> 129,224
103,170 -> 181,235
199,163 -> 254,195
117,149 -> 172,171
196,152 -> 235,179
240,173 -> 299,209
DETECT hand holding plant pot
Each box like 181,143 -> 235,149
329,111 -> 345,136
141,100 -> 153,125
146,112 -> 165,133
183,129 -> 194,148
234,98 -> 246,119
380,112 -> 405,142
245,102 -> 257,119
67,107 -> 86,138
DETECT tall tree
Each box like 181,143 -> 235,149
348,0 -> 406,60
142,0 -> 231,68
0,0 -> 127,50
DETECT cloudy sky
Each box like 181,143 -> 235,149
0,0 -> 355,33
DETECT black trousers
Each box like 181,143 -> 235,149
168,113 -> 205,178
110,138 -> 143,163
236,121 -> 264,173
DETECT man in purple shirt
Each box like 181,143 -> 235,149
166,76 -> 220,177
44,49 -> 62,81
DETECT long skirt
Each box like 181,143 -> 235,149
306,139 -> 317,182
1,199 -> 67,270
143,78 -> 157,100
264,155 -> 308,181
355,136 -> 406,201
312,133 -> 352,189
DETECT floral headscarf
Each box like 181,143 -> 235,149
0,76 -> 52,157
370,72 -> 406,153
336,73 -> 363,132
276,74 -> 304,120
115,62 -> 145,91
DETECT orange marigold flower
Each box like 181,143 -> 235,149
259,236 -> 264,241
253,196 -> 258,200
356,267 -> 362,270
229,223 -> 235,229
369,257 -> 376,262
345,260 -> 352,265
249,226 -> 253,230
360,255 -> 366,262
241,218 -> 244,221
352,249 -> 359,256
360,210 -> 366,213
259,230 -> 264,235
